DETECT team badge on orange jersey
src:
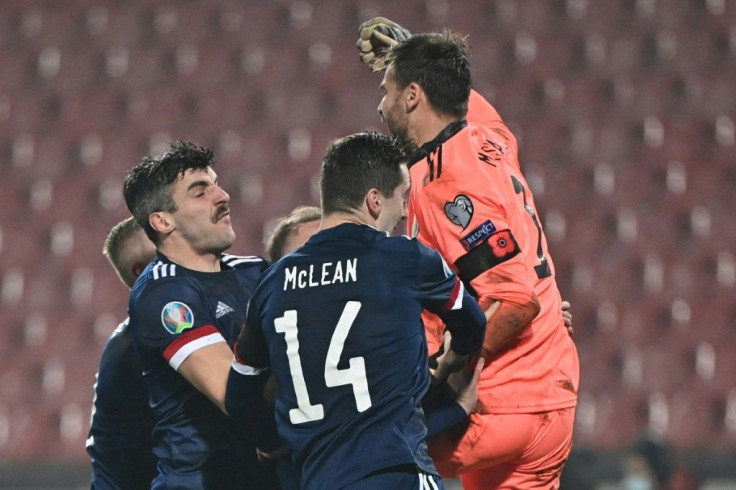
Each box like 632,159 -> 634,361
444,194 -> 474,229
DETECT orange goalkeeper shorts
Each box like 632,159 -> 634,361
428,407 -> 575,490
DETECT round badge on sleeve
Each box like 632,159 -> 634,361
161,301 -> 194,334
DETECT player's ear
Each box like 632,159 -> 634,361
131,261 -> 147,281
366,188 -> 382,218
149,211 -> 175,235
405,82 -> 421,112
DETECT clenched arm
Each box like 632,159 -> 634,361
478,293 -> 540,357
178,341 -> 233,413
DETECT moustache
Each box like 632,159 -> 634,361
214,205 -> 230,222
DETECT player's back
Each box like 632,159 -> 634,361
86,318 -> 157,489
253,223 -> 436,489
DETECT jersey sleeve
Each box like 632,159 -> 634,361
416,242 -> 463,312
234,296 -> 270,370
467,89 -> 502,127
133,280 -> 226,371
418,142 -> 536,309
422,390 -> 468,440
416,243 -> 486,355
226,292 -> 282,453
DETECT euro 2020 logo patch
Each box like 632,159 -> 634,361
161,301 -> 194,334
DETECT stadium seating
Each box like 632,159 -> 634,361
1,0 -> 734,466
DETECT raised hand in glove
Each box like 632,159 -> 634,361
356,17 -> 412,71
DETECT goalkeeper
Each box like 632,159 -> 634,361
356,18 -> 579,490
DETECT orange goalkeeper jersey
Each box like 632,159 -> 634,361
408,91 -> 579,413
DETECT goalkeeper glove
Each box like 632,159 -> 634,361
356,17 -> 412,72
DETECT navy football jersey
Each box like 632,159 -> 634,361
240,224 -> 478,490
86,318 -> 156,490
128,252 -> 277,489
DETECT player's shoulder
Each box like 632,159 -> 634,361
221,253 -> 268,270
102,318 -> 135,355
376,234 -> 427,260
130,261 -> 203,312
383,234 -> 447,266
133,258 -> 185,291
447,121 -> 510,159
108,318 -> 130,339
222,254 -> 269,288
132,259 -> 182,296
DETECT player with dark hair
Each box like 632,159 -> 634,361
86,217 -> 157,489
123,141 -> 279,489
226,131 -> 491,490
358,20 -> 580,489
266,205 -> 322,262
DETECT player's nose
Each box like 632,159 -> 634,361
213,185 -> 230,204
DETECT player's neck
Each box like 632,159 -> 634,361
320,210 -> 375,232
157,242 -> 223,273
412,109 -> 459,147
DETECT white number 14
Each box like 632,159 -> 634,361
274,301 -> 372,425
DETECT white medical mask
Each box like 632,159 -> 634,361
621,474 -> 654,490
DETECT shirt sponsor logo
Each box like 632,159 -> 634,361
460,219 -> 497,251
444,194 -> 474,229
161,301 -> 194,334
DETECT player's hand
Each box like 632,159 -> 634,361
356,17 -> 411,71
447,357 -> 485,415
432,332 -> 467,384
561,300 -> 573,337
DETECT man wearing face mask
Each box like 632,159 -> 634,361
620,433 -> 699,490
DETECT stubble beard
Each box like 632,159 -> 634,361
385,114 -> 419,156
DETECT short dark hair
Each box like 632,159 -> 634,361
123,141 -> 214,244
266,206 -> 321,261
320,132 -> 409,215
102,216 -> 150,288
388,30 -> 471,118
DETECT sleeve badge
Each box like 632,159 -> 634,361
444,194 -> 474,229
161,301 -> 195,334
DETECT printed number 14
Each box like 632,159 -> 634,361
275,301 -> 372,425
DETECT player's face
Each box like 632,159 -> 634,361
377,164 -> 410,233
169,167 -> 235,256
378,66 -> 410,142
283,219 -> 320,256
